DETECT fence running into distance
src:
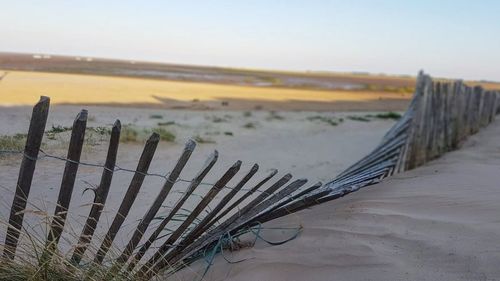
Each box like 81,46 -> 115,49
1,71 -> 499,280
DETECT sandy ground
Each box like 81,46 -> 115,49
0,105 -> 396,260
175,118 -> 500,281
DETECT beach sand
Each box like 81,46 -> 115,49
176,118 -> 500,281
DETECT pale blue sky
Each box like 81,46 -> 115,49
0,0 -> 499,80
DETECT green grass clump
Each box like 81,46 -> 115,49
243,111 -> 252,117
120,125 -> 140,143
149,114 -> 163,119
47,125 -> 72,134
363,84 -> 415,94
375,112 -> 402,120
243,122 -> 257,129
152,127 -> 176,142
193,135 -> 215,144
224,131 -> 234,136
157,121 -> 175,126
0,134 -> 27,152
0,261 -> 81,281
46,125 -> 72,140
211,116 -> 228,123
347,115 -> 371,122
306,116 -> 339,126
266,111 -> 285,121
0,221 -> 135,281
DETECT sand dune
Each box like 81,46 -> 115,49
177,119 -> 500,281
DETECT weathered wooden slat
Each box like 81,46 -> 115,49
463,87 -> 473,136
451,80 -> 464,148
415,75 -> 431,167
328,162 -> 395,192
124,150 -> 219,271
3,96 -> 50,260
399,84 -> 421,171
444,82 -> 454,150
496,92 -> 500,115
71,120 -> 121,264
258,188 -> 333,224
113,139 -> 196,267
486,91 -> 495,124
94,133 -> 160,264
252,181 -> 322,223
209,169 -> 278,227
407,73 -> 429,169
43,110 -> 87,262
337,135 -> 406,180
426,81 -> 438,160
436,82 -> 446,155
188,164 -> 259,241
222,178 -> 308,237
209,173 -> 292,235
490,92 -> 498,122
482,91 -> 493,126
136,161 -> 242,275
471,86 -> 483,133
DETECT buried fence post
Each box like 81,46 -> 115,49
3,96 -> 50,260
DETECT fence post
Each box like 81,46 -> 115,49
94,133 -> 160,264
71,120 -> 121,264
43,110 -> 87,263
3,96 -> 50,260
471,86 -> 482,133
491,92 -> 498,121
449,81 -> 457,149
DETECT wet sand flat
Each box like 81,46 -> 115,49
0,70 -> 411,111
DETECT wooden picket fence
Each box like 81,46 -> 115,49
0,96 -> 315,279
1,71 -> 499,280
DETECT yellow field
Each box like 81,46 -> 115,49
0,70 -> 410,108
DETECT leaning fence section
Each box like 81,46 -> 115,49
1,71 -> 499,280
259,71 -> 500,225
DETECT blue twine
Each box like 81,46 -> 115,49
197,223 -> 302,280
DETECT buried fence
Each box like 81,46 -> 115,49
0,71 -> 499,279
254,71 -> 500,224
